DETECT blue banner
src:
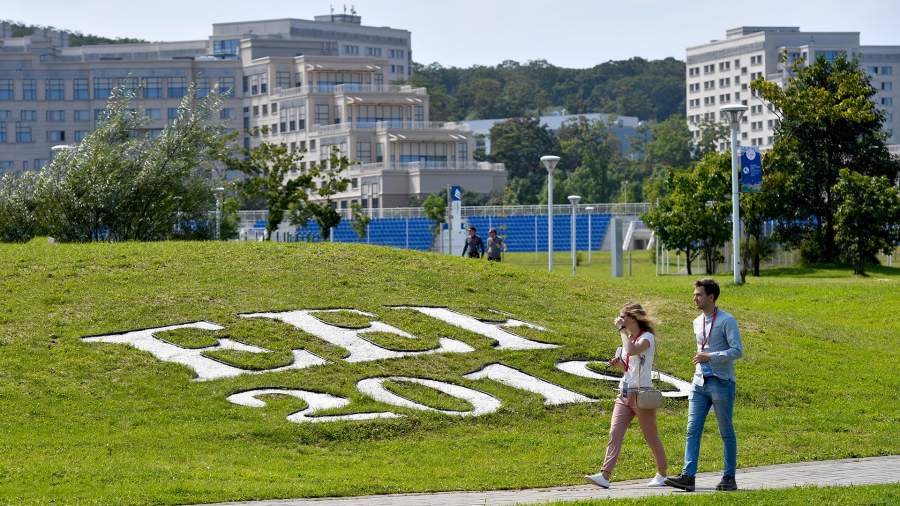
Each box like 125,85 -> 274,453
450,185 -> 462,202
740,146 -> 762,193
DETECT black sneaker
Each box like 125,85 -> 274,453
716,475 -> 738,491
664,473 -> 695,492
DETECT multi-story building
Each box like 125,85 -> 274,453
686,26 -> 899,150
0,13 -> 504,210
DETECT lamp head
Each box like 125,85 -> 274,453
568,195 -> 581,205
540,155 -> 560,172
719,104 -> 748,124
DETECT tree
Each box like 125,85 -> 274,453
694,119 -> 729,159
229,140 -> 310,241
833,169 -> 900,275
554,117 -> 620,203
488,117 -> 561,204
350,202 -> 370,240
644,115 -> 693,168
0,172 -> 38,242
422,192 -> 447,236
290,147 -> 352,241
739,165 -> 784,277
35,82 -> 228,242
752,53 -> 900,263
643,153 -> 731,274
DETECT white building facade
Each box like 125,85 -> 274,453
686,26 -> 898,150
0,14 -> 505,210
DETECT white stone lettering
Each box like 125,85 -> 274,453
82,322 -> 327,381
356,377 -> 501,416
395,307 -> 557,350
226,388 -> 402,423
555,361 -> 692,398
240,310 -> 474,362
464,363 -> 594,405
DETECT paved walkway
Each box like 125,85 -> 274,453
204,456 -> 900,506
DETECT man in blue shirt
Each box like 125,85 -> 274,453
461,226 -> 484,258
665,278 -> 744,492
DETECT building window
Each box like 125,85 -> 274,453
145,108 -> 162,120
271,103 -> 277,114
252,105 -> 259,117
167,108 -> 180,122
73,79 -> 89,100
882,81 -> 893,91
168,77 -> 186,98
259,74 -> 268,94
195,77 -> 210,98
47,110 -> 65,122
221,108 -> 234,119
315,104 -> 330,125
15,123 -> 32,143
882,66 -> 894,76
20,110 -> 36,121
367,47 -> 382,57
35,159 -> 47,169
357,142 -> 372,163
389,48 -> 405,59
0,123 -> 5,143
218,76 -> 235,97
143,77 -> 162,98
261,104 -> 268,116
212,39 -> 239,57
22,79 -> 36,100
250,75 -> 259,95
75,130 -> 89,142
94,109 -> 108,121
276,71 -> 291,90
45,79 -> 65,101
93,78 -> 113,99
47,130 -> 66,142
882,97 -> 894,106
0,80 -> 12,101
0,161 -> 12,171
343,45 -> 359,55
118,76 -> 139,94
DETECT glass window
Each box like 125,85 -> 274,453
0,123 -> 5,143
74,109 -> 90,121
195,77 -> 210,98
218,76 -> 235,97
95,109 -> 109,121
73,78 -> 89,100
20,110 -> 36,121
47,110 -> 65,121
143,77 -> 162,98
119,77 -> 139,94
145,108 -> 161,120
212,39 -> 239,57
220,108 -> 234,119
882,81 -> 893,91
315,104 -> 330,125
357,142 -> 372,163
882,66 -> 894,76
45,79 -> 65,100
22,79 -> 36,100
168,77 -> 186,98
167,108 -> 180,121
75,130 -> 89,142
276,71 -> 291,89
47,130 -> 66,142
0,160 -> 13,170
0,80 -> 12,100
882,97 -> 894,106
94,78 -> 113,99
15,123 -> 32,143
259,74 -> 268,94
35,159 -> 47,169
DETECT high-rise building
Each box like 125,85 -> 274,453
0,14 -> 505,211
686,27 -> 898,150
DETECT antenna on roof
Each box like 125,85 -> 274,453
330,4 -> 334,15
343,4 -> 347,14
351,5 -> 357,15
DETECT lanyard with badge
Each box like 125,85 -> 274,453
701,308 -> 718,351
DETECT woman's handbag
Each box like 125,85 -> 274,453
635,354 -> 664,410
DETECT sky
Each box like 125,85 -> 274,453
4,0 -> 899,68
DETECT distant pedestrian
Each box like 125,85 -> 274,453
461,226 -> 484,258
665,278 -> 744,492
485,228 -> 507,262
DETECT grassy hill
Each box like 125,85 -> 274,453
0,241 -> 897,505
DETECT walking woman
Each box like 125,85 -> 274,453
585,303 -> 668,488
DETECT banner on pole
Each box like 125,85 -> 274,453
740,146 -> 762,193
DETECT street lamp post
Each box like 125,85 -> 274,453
568,195 -> 581,276
541,155 -> 560,272
214,186 -> 225,241
719,104 -> 748,285
585,206 -> 594,264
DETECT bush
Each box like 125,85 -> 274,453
0,172 -> 38,242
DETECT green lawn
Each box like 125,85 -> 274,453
543,483 -> 900,505
0,240 -> 897,505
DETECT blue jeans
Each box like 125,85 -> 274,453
682,376 -> 737,477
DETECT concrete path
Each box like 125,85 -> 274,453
202,455 -> 900,506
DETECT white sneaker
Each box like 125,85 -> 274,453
584,472 -> 610,488
647,473 -> 667,486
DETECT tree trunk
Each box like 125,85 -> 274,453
685,245 -> 693,275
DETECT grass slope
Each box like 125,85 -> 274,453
0,241 -> 897,505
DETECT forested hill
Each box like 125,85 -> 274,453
1,20 -> 147,46
409,57 -> 685,122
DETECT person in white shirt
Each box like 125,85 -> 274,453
585,303 -> 668,489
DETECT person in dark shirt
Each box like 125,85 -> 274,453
461,226 -> 484,258
486,228 -> 506,262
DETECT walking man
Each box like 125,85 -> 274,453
461,226 -> 484,258
665,278 -> 743,492
485,228 -> 506,262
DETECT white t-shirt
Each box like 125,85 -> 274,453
620,332 -> 656,389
